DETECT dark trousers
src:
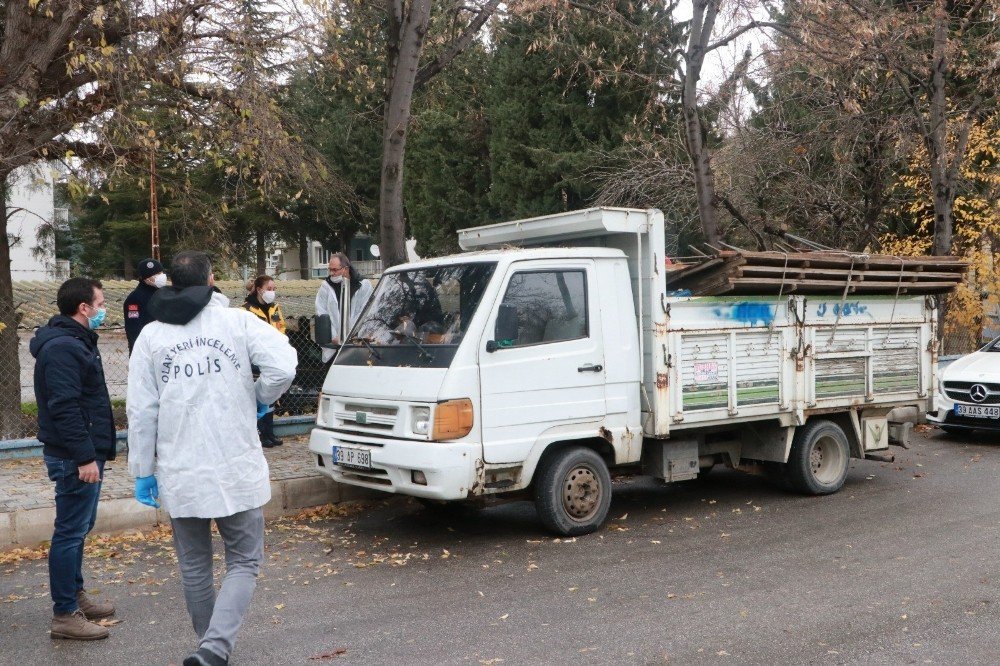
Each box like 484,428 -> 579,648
257,411 -> 274,440
44,456 -> 104,615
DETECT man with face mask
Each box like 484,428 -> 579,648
124,258 -> 167,354
29,277 -> 117,641
315,252 -> 373,363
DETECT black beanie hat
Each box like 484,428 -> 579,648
137,258 -> 163,280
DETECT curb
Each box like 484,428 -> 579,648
0,416 -> 318,460
1,474 -> 378,552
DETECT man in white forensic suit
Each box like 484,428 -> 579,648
315,252 -> 373,362
126,251 -> 297,666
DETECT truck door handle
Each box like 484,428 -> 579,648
578,363 -> 603,373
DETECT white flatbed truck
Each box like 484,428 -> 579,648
309,208 -> 934,534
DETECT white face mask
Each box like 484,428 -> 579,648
261,290 -> 276,304
152,273 -> 168,288
330,275 -> 344,284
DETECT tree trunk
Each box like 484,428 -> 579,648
298,227 -> 310,280
682,0 -> 723,247
0,175 -> 26,439
928,0 -> 952,257
379,0 -> 432,269
255,228 -> 267,276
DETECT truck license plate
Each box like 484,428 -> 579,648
332,446 -> 371,469
955,404 -> 1000,419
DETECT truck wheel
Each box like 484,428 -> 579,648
534,447 -> 612,536
786,420 -> 850,495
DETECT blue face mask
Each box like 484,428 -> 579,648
87,307 -> 106,330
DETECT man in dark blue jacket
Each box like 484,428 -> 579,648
124,258 -> 166,353
30,277 -> 117,641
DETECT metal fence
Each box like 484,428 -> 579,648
1,280 -> 994,442
3,280 -> 331,441
941,326 -> 986,357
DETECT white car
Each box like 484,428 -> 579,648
928,340 -> 1000,434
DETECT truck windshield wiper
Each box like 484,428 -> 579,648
346,335 -> 382,360
391,330 -> 435,361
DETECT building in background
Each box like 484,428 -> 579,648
5,165 -> 68,281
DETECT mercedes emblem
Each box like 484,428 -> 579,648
969,384 -> 989,403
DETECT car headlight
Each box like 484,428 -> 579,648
431,398 -> 473,440
411,406 -> 430,435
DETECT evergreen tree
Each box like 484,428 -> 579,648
405,44 -> 492,257
487,3 -> 682,219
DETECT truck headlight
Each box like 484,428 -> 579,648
411,406 -> 430,435
432,399 -> 473,441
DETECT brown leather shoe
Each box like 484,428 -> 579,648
77,590 -> 115,620
50,609 -> 109,640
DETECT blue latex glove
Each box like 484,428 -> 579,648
134,475 -> 160,508
256,402 -> 269,419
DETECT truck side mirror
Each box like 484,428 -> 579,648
488,304 -> 519,352
315,314 -> 332,346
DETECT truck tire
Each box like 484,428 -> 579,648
785,419 -> 850,495
534,446 -> 612,536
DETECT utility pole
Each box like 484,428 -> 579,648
149,148 -> 160,261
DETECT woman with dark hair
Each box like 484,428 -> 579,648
243,275 -> 286,446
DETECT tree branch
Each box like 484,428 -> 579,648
705,20 -> 795,53
413,0 -> 501,91
718,195 -> 765,250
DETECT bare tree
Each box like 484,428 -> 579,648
680,0 -> 788,245
780,0 -> 1000,256
379,0 -> 502,268
0,0 -> 323,438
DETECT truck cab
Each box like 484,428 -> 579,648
309,245 -> 639,497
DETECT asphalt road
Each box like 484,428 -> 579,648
1,428 -> 998,665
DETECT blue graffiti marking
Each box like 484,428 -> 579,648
816,302 -> 868,317
712,302 -> 776,326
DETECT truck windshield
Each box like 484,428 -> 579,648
336,262 -> 497,367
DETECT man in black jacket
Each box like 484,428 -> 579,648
124,258 -> 166,353
30,277 -> 118,641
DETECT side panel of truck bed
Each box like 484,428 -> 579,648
649,295 -> 934,436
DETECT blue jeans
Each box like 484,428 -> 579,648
44,456 -> 104,615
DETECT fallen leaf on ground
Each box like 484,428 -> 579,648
308,648 -> 348,661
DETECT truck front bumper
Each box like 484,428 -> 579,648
308,428 -> 480,499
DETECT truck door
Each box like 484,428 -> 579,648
477,261 -> 606,463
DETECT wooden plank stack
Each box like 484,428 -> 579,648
665,250 -> 967,296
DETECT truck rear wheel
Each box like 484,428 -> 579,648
534,446 -> 612,536
786,419 -> 850,495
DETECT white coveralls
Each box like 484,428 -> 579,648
126,292 -> 297,519
315,278 -> 373,362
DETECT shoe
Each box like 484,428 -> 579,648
267,435 -> 284,447
50,609 -> 109,640
183,647 -> 228,666
261,437 -> 279,448
77,590 -> 115,620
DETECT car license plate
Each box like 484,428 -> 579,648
955,404 -> 1000,419
332,445 -> 371,469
